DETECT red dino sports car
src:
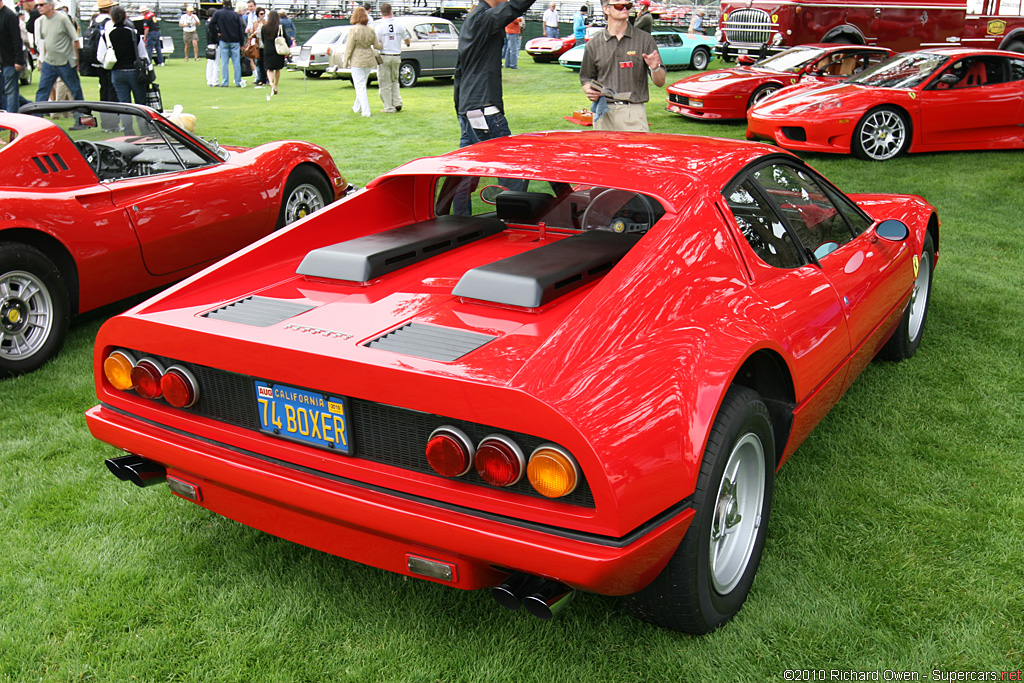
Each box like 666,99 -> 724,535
747,48 -> 1024,161
524,35 -> 578,62
0,101 -> 349,377
666,44 -> 895,120
86,132 -> 939,634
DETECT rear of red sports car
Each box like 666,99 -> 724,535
86,132 -> 938,632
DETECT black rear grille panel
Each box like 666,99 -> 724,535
130,351 -> 595,507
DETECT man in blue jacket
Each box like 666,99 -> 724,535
0,0 -> 26,113
209,0 -> 246,86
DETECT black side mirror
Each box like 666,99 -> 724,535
876,219 -> 910,241
939,73 -> 960,85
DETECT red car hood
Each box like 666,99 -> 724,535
669,66 -> 793,95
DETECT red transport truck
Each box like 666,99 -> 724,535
717,0 -> 1024,60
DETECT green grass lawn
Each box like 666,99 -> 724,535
2,58 -> 1022,682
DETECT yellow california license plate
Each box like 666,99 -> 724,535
255,381 -> 351,453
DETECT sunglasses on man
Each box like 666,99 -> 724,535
608,2 -> 633,9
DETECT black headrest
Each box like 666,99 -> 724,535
495,191 -> 554,224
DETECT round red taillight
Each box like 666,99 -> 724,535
130,358 -> 164,399
161,364 -> 199,408
475,435 -> 525,487
425,426 -> 474,477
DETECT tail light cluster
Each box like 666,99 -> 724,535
103,349 -> 199,409
426,426 -> 581,499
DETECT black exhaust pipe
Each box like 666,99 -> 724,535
105,455 -> 166,488
105,455 -> 147,481
521,580 -> 575,620
491,573 -> 576,619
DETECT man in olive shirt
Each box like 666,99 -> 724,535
33,0 -> 85,120
580,0 -> 665,132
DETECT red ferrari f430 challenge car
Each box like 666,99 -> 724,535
666,44 -> 895,120
87,132 -> 939,633
746,48 -> 1024,161
0,101 -> 349,377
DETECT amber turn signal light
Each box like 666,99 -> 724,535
103,349 -> 136,390
527,444 -> 580,498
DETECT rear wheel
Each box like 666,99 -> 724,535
399,60 -> 418,87
690,47 -> 710,70
277,167 -> 332,228
0,243 -> 70,378
304,69 -> 322,78
852,106 -> 911,161
747,84 -> 778,110
623,385 -> 774,633
877,232 -> 935,361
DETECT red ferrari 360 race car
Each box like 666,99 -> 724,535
746,48 -> 1024,161
0,101 -> 349,377
87,132 -> 938,633
666,43 -> 894,120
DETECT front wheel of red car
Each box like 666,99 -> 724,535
623,385 -> 775,634
877,232 -> 935,361
0,243 -> 71,378
852,106 -> 911,161
747,84 -> 779,111
277,166 -> 332,228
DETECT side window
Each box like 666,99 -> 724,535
750,164 -> 855,260
655,34 -> 681,48
1010,58 -> 1024,82
428,23 -> 453,39
413,24 -> 429,39
726,180 -> 805,269
824,186 -> 873,237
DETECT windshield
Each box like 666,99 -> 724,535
846,52 -> 947,88
755,46 -> 828,73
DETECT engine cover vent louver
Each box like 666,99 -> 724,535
31,154 -> 69,174
202,296 -> 314,327
365,323 -> 495,362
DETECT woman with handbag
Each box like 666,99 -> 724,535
342,6 -> 381,118
260,10 -> 286,99
247,6 -> 266,86
105,5 -> 150,133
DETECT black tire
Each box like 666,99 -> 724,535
399,60 -> 418,87
877,232 -> 935,361
276,166 -> 332,228
1003,38 -> 1024,55
304,69 -> 322,78
623,385 -> 775,633
0,242 -> 71,378
690,47 -> 710,70
747,84 -> 779,111
852,106 -> 911,161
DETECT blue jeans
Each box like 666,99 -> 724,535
220,40 -> 241,85
111,69 -> 148,133
503,33 -> 520,68
454,110 -> 521,215
146,32 -> 164,64
545,26 -> 558,38
2,64 -> 21,113
34,61 -> 85,110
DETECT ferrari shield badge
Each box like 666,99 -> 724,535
913,254 -> 920,279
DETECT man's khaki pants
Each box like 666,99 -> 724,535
594,102 -> 649,133
378,54 -> 402,113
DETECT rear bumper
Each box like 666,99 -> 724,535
87,404 -> 693,596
